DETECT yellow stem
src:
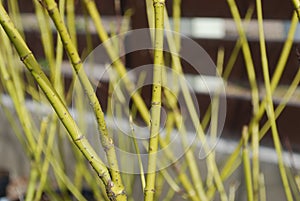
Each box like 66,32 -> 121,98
144,1 -> 165,200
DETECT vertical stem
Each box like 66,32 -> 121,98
33,0 -> 55,83
144,1 -> 164,200
54,0 -> 65,98
256,0 -> 293,200
130,116 -> 146,189
259,173 -> 267,201
252,122 -> 259,201
66,0 -> 77,48
25,166 -> 39,201
242,127 -> 254,201
172,0 -> 181,49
